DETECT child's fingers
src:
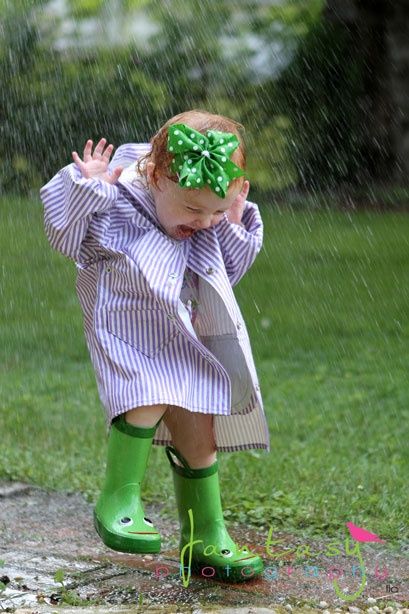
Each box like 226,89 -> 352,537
230,180 -> 249,209
93,137 -> 107,158
72,151 -> 84,169
83,139 -> 93,162
241,179 -> 250,200
102,143 -> 114,162
107,166 -> 123,183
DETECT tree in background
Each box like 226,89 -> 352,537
260,0 -> 409,192
323,0 -> 409,186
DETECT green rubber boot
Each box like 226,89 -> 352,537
93,414 -> 161,553
166,446 -> 264,583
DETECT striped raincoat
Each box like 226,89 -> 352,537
40,144 -> 270,452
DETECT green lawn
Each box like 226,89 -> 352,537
1,195 -> 408,546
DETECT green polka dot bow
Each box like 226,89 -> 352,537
167,123 -> 245,198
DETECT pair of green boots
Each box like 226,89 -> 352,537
94,414 -> 264,582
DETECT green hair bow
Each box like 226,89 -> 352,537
167,123 -> 245,198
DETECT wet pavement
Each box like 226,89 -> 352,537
0,480 -> 408,613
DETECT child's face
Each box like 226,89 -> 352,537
147,162 -> 243,241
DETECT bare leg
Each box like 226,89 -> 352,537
163,405 -> 217,468
125,404 -> 169,428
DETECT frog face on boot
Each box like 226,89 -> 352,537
120,515 -> 155,531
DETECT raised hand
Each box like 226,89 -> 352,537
226,180 -> 250,225
72,138 -> 123,184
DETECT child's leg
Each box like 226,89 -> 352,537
164,406 -> 264,581
163,406 -> 216,468
125,404 -> 168,427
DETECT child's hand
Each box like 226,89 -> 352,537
72,138 -> 123,184
226,180 -> 250,226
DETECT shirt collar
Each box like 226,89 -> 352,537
117,167 -> 161,228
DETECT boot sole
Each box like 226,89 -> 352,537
93,510 -> 161,554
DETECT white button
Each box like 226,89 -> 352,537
237,322 -> 242,330
169,273 -> 178,279
255,384 -> 260,392
205,267 -> 215,275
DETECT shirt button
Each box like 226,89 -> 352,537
237,322 -> 242,330
255,384 -> 260,392
205,267 -> 215,275
169,273 -> 178,279
106,266 -> 111,272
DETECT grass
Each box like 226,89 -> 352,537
1,195 -> 408,547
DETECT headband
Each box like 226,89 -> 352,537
167,123 -> 245,198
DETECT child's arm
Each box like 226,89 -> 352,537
214,181 -> 263,287
40,139 -> 124,263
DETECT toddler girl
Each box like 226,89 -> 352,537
40,109 -> 270,583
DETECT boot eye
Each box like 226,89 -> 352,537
119,517 -> 133,526
143,517 -> 154,527
221,549 -> 233,558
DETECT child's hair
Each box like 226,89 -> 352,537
135,109 -> 246,191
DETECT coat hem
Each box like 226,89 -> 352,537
107,398 -> 232,426
153,437 -> 270,452
106,396 -> 263,426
